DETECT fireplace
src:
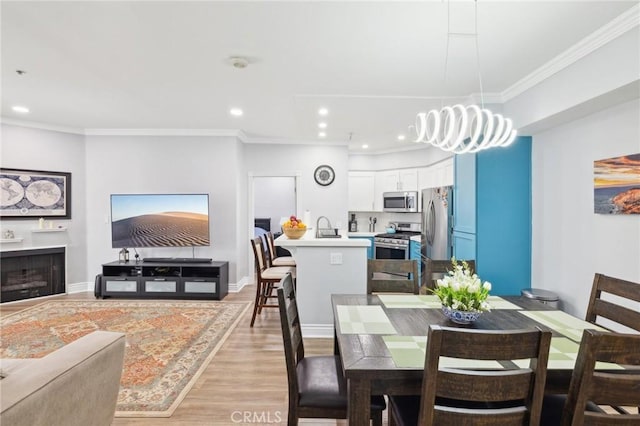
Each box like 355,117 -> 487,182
1,247 -> 66,302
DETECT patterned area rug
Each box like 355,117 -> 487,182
0,300 -> 250,417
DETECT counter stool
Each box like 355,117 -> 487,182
521,288 -> 560,309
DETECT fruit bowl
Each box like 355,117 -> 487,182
283,227 -> 307,239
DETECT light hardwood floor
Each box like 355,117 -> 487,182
0,286 -> 376,425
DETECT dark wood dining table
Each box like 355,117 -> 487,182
331,293 -> 622,426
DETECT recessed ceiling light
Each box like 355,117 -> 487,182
12,105 -> 29,113
318,108 -> 329,116
318,132 -> 326,138
397,134 -> 406,141
362,144 -> 369,149
229,108 -> 243,117
318,122 -> 327,129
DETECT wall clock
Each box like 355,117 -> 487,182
314,165 -> 335,186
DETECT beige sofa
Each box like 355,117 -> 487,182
0,330 -> 126,426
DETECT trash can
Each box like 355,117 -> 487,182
521,288 -> 559,309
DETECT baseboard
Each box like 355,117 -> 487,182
68,281 -> 92,294
301,323 -> 334,339
230,276 -> 251,293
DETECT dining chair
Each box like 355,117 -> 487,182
367,259 -> 419,294
541,329 -> 640,425
276,273 -> 386,425
585,273 -> 640,332
250,237 -> 295,327
265,231 -> 296,267
389,325 -> 552,426
423,258 -> 475,291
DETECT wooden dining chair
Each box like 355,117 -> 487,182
541,329 -> 640,425
423,258 -> 475,291
389,325 -> 552,426
367,259 -> 419,294
585,273 -> 640,331
276,273 -> 385,425
250,237 -> 295,327
265,231 -> 296,267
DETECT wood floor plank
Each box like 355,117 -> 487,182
0,286 -> 374,425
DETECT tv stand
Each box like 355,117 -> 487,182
143,257 -> 212,264
98,260 -> 228,300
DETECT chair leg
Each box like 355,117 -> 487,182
372,408 -> 383,426
250,281 -> 263,327
387,397 -> 397,426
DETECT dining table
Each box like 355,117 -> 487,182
332,293 -> 629,426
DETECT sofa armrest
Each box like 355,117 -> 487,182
1,330 -> 126,426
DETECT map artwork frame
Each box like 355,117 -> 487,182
0,168 -> 72,219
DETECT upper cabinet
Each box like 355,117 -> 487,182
348,172 -> 376,212
417,157 -> 454,190
377,169 -> 418,192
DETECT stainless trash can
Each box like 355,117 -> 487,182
521,288 -> 559,309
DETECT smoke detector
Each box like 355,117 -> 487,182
229,57 -> 249,69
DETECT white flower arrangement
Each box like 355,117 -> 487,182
432,258 -> 492,312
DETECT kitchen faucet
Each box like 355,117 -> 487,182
316,216 -> 333,238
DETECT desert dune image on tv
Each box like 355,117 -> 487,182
594,153 -> 640,215
111,194 -> 210,247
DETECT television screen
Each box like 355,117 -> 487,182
110,194 -> 210,248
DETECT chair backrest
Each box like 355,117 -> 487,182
265,232 -> 277,266
251,237 -> 268,275
423,259 -> 475,290
419,325 -> 552,426
562,330 -> 640,425
277,273 -> 304,407
367,259 -> 419,294
586,273 -> 640,332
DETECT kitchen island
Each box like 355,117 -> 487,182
275,230 -> 370,337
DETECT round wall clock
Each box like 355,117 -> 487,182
314,165 -> 335,186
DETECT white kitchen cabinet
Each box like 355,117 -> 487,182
417,157 -> 454,190
377,169 -> 418,192
348,171 -> 376,211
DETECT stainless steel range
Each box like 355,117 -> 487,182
374,222 -> 421,260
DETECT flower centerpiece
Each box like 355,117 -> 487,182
432,258 -> 492,324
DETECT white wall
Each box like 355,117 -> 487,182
253,177 -> 296,231
245,143 -> 349,229
84,134 -> 245,283
0,124 -> 88,288
531,99 -> 640,319
349,145 -> 452,171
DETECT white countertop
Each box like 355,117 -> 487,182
275,230 -> 371,247
347,232 -> 377,237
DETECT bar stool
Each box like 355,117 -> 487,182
521,288 -> 560,309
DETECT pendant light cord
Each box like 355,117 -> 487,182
443,0 -> 485,109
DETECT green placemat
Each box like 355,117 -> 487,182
377,295 -> 521,310
336,305 -> 397,334
383,335 -> 503,369
384,336 -> 623,370
520,310 -> 609,341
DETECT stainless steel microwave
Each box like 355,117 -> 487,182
382,191 -> 419,213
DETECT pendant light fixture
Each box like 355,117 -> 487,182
413,0 -> 517,154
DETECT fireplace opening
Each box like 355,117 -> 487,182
1,247 -> 65,302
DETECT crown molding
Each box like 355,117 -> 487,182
0,117 -> 85,135
502,3 -> 640,102
84,128 -> 242,137
246,137 -> 348,146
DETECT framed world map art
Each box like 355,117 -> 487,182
0,168 -> 71,219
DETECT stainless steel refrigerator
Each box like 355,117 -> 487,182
422,186 -> 454,261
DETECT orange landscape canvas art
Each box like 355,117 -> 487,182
594,153 -> 640,214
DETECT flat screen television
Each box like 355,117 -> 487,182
110,194 -> 210,248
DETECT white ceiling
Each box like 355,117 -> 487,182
1,1 -> 636,152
